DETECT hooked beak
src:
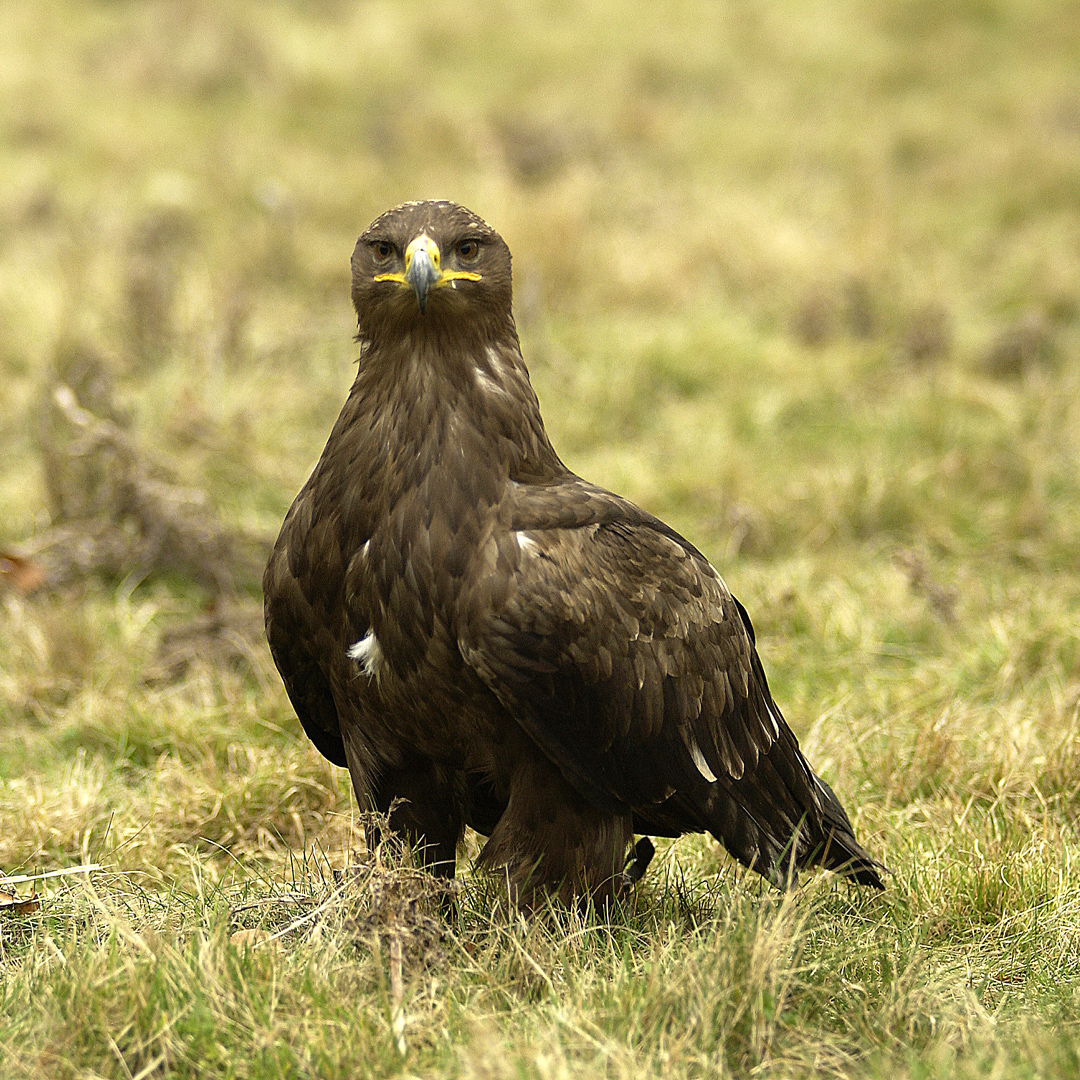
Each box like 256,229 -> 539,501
404,235 -> 441,313
374,233 -> 481,313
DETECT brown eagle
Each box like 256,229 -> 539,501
264,200 -> 883,906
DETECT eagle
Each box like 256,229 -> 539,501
263,200 -> 883,906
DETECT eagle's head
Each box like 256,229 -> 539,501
351,201 -> 513,344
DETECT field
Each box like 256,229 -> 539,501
2,1 -> 1080,1076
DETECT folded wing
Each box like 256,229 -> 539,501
459,479 -> 882,887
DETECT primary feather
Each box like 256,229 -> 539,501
263,200 -> 883,905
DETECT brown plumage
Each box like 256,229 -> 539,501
264,200 -> 883,906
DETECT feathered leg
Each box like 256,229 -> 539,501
477,749 -> 633,909
343,732 -> 463,877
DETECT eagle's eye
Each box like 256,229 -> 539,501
457,239 -> 481,261
372,239 -> 394,261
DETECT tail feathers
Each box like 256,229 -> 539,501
809,775 -> 885,889
814,833 -> 885,889
693,759 -> 885,891
632,735 -> 885,891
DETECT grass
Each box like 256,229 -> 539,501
2,0 -> 1080,1075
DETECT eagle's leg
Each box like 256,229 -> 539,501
347,747 -> 464,879
477,751 -> 633,911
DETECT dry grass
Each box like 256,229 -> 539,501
2,0 -> 1080,1076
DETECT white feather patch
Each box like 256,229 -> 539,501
474,367 -> 507,397
766,702 -> 782,739
689,738 -> 718,784
485,345 -> 509,374
516,531 -> 539,554
347,630 -> 384,680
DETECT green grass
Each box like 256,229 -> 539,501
3,0 -> 1080,1076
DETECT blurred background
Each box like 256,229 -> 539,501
2,0 -> 1079,876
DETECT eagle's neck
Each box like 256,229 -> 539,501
350,322 -> 563,505
318,322 -> 561,654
